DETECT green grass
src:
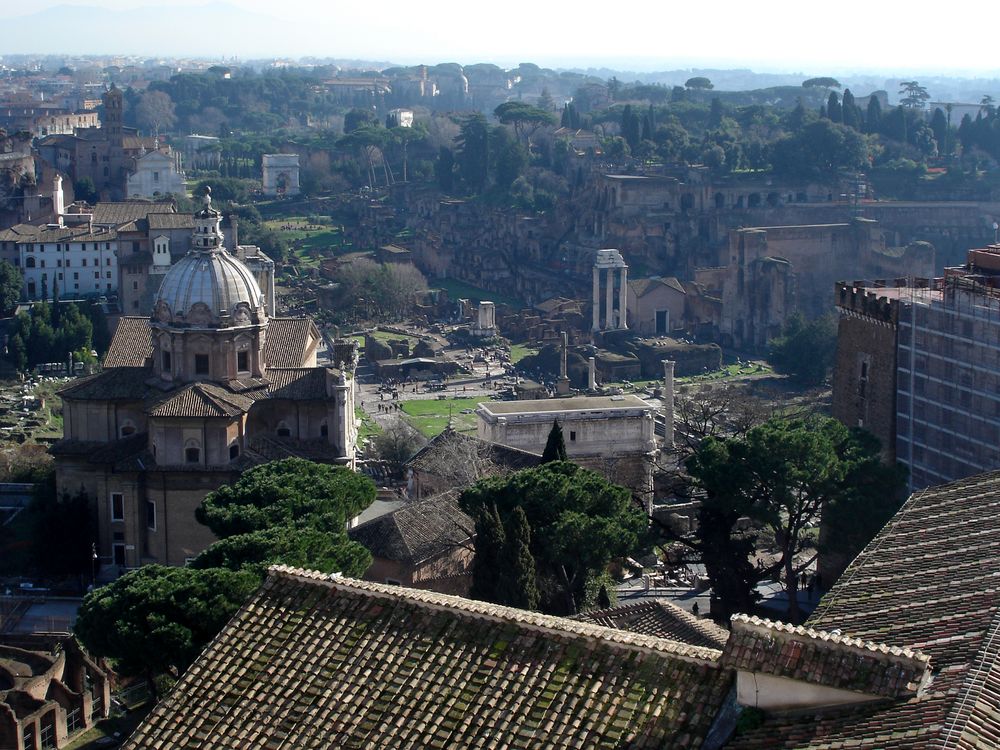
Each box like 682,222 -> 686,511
510,344 -> 539,364
367,330 -> 420,345
433,278 -> 524,308
401,397 -> 481,438
677,361 -> 773,383
355,407 -> 382,443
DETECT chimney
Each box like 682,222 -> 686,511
662,360 -> 675,447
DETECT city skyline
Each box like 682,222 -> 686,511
1,0 -> 997,76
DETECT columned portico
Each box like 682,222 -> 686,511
592,249 -> 629,331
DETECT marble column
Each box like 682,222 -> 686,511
605,268 -> 614,331
592,266 -> 601,331
662,359 -> 675,447
618,266 -> 629,330
588,357 -> 597,390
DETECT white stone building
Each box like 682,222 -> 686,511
17,223 -> 118,300
262,154 -> 300,197
476,394 -> 659,507
126,149 -> 186,199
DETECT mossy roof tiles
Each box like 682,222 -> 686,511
122,567 -> 732,750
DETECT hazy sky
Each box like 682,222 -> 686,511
3,0 -> 998,74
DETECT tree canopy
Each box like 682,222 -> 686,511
195,458 -> 376,537
75,565 -> 258,697
460,462 -> 646,614
541,419 -> 568,463
686,417 -> 905,622
685,77 -> 713,90
768,313 -> 838,385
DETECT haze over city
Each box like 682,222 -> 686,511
2,0 -> 997,75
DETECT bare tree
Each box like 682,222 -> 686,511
135,90 -> 177,138
414,431 -> 507,496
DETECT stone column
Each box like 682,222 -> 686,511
618,266 -> 629,329
588,356 -> 597,390
605,268 -> 614,331
560,331 -> 568,380
592,266 -> 601,331
662,359 -> 675,447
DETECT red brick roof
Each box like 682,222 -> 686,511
148,383 -> 253,418
578,599 -> 730,651
122,566 -> 733,750
102,316 -> 152,368
102,316 -> 315,371
729,470 -> 1000,749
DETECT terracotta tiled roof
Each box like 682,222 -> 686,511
103,316 -> 152,368
90,201 -> 174,227
729,470 -> 1000,750
721,614 -> 928,699
147,213 -> 195,230
629,277 -> 686,298
123,567 -> 732,750
262,368 -> 329,400
101,317 -> 316,371
349,493 -> 473,565
578,599 -> 730,650
265,317 -> 316,367
406,428 -> 541,473
149,383 -> 252,418
57,367 -> 153,401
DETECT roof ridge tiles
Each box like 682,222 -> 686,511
729,613 -> 931,664
267,565 -> 724,665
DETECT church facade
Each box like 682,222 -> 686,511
51,190 -> 357,572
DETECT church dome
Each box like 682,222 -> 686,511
152,187 -> 266,328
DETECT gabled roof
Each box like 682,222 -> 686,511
101,317 -> 316,372
122,567 -> 732,750
146,213 -> 195,230
578,598 -> 730,650
148,383 -> 252,418
263,317 -> 317,368
406,428 -> 541,474
348,493 -> 472,565
90,201 -> 174,227
57,366 -> 153,401
629,276 -> 686,298
729,469 -> 1000,749
103,316 -> 152,368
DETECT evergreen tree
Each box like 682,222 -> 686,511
455,113 -> 489,192
708,98 -> 724,129
541,419 -> 567,463
827,92 -> 842,123
435,146 -> 455,192
470,505 -> 505,602
866,97 -> 882,134
930,108 -> 949,155
842,89 -> 859,130
498,506 -> 539,610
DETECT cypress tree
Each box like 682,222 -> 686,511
866,96 -> 882,134
498,507 -> 539,610
541,419 -> 567,463
842,89 -> 859,130
827,91 -> 842,123
470,505 -> 505,603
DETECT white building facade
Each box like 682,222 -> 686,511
18,226 -> 119,300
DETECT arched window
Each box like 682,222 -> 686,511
229,443 -> 240,460
276,422 -> 291,438
320,421 -> 329,438
120,421 -> 136,437
25,257 -> 35,268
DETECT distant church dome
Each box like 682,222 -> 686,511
153,187 -> 266,328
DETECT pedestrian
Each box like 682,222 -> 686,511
691,602 -> 700,616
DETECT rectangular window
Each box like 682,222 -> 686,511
146,499 -> 156,530
185,447 -> 200,463
94,271 -> 100,279
569,430 -> 577,441
73,272 -> 78,280
133,281 -> 138,290
237,351 -> 249,372
110,493 -> 124,522
82,258 -> 87,266
195,354 -> 209,375
106,271 -> 111,278
106,258 -> 111,266
162,351 -> 171,371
